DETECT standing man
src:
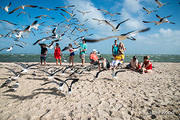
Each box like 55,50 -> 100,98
79,39 -> 87,66
112,40 -> 119,58
39,43 -> 48,65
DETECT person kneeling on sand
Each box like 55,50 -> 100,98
89,49 -> 106,71
126,56 -> 139,70
140,56 -> 152,74
111,50 -> 124,76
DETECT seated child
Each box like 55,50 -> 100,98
141,56 -> 152,73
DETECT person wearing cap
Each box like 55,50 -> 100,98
39,43 -> 48,65
89,49 -> 106,71
79,40 -> 87,66
126,56 -> 139,70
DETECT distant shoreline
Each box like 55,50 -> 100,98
0,54 -> 180,63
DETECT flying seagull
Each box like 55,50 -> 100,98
97,8 -> 114,16
41,68 -> 63,79
35,15 -> 55,20
60,9 -> 73,17
143,15 -> 175,25
155,0 -> 167,8
54,77 -> 79,93
38,7 -> 57,11
0,44 -> 23,52
15,63 -> 38,73
142,7 -> 157,14
9,5 -> 38,14
0,2 -> 11,12
56,5 -> 75,9
77,10 -> 91,16
16,11 -> 31,18
0,19 -> 18,26
84,28 -> 150,42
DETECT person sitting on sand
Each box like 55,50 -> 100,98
126,56 -> 139,70
140,56 -> 152,73
112,40 -> 119,58
111,50 -> 124,69
89,49 -> 107,71
39,43 -> 48,65
54,43 -> 62,65
68,43 -> 75,66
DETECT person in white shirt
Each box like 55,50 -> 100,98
127,56 -> 138,70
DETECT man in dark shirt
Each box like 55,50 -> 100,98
39,43 -> 48,65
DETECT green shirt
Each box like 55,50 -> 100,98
80,43 -> 87,54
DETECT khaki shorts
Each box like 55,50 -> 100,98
80,54 -> 85,60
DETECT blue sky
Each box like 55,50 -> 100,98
0,0 -> 180,55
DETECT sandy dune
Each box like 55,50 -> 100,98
0,62 -> 179,120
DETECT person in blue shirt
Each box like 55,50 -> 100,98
112,40 -> 119,58
79,40 -> 87,66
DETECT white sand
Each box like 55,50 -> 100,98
0,62 -> 179,120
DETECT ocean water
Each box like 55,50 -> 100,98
0,54 -> 180,63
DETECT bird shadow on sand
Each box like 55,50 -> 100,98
3,87 -> 65,101
26,77 -> 49,81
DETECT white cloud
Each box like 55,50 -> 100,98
120,0 -> 145,30
123,0 -> 142,13
66,0 -> 116,37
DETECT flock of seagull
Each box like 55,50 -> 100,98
0,0 -> 178,93
0,0 -> 177,52
0,62 -> 117,93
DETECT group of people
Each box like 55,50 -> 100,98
111,40 -> 152,74
39,40 -> 87,67
39,39 -> 152,74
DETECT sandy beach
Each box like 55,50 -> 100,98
0,62 -> 179,120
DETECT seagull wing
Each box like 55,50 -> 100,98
95,69 -> 106,78
156,14 -> 162,19
115,70 -> 126,76
60,9 -> 73,17
104,20 -> 116,31
116,18 -> 130,30
9,6 -> 21,14
0,20 -> 17,26
84,36 -> 118,43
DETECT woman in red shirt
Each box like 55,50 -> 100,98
54,43 -> 62,65
141,56 -> 152,73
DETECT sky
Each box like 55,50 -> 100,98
0,0 -> 180,55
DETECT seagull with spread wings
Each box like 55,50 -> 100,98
35,15 -> 55,20
0,44 -> 23,52
155,0 -> 167,8
0,19 -> 18,26
56,5 -> 75,9
142,7 -> 157,14
77,10 -> 91,16
84,28 -> 150,43
143,15 -> 175,25
54,77 -> 79,93
9,5 -> 38,14
0,2 -> 11,12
